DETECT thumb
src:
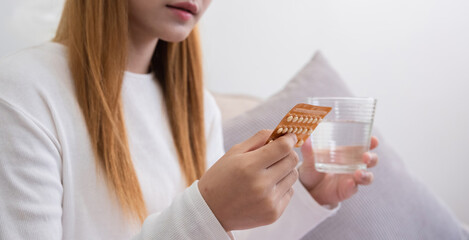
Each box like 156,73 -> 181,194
230,129 -> 273,154
299,137 -> 325,190
300,137 -> 315,168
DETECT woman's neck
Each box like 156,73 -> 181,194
127,34 -> 158,74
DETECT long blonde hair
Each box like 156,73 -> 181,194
54,0 -> 206,224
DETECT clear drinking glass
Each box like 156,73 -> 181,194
308,97 -> 377,174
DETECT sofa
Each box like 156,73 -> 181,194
213,52 -> 469,239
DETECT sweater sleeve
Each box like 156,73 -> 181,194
0,99 -> 63,240
0,97 -> 232,240
132,181 -> 231,240
133,179 -> 338,240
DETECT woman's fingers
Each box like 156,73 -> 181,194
353,170 -> 374,185
229,129 -> 273,154
335,170 -> 373,203
342,178 -> 359,200
249,133 -> 298,169
370,136 -> 379,150
275,168 -> 299,199
276,187 -> 294,218
267,151 -> 299,182
363,152 -> 379,168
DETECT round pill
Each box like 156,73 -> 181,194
308,118 -> 313,123
297,139 -> 304,146
292,116 -> 298,123
287,115 -> 293,122
303,117 -> 309,123
282,128 -> 288,134
308,129 -> 313,135
277,128 -> 283,134
288,127 -> 294,133
298,117 -> 304,123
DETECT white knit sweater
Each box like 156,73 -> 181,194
0,42 -> 337,240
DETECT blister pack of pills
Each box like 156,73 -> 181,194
265,103 -> 332,148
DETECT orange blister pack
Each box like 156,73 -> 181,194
265,103 -> 332,148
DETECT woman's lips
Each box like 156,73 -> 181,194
166,2 -> 198,21
167,7 -> 193,21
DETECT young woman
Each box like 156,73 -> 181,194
0,0 -> 378,239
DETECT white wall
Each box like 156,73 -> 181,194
1,0 -> 468,225
0,0 -> 63,57
200,0 -> 469,224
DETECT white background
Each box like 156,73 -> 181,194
1,0 -> 468,224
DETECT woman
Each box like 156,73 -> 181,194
0,0 -> 378,239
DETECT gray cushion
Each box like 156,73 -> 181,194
222,52 -> 469,239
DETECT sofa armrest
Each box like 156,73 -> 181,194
211,92 -> 262,123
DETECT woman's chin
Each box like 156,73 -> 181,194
160,30 -> 192,43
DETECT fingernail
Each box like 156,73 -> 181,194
365,152 -> 372,163
362,171 -> 371,180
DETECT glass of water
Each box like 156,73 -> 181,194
307,97 -> 377,174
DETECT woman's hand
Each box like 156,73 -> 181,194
298,137 -> 379,207
199,130 -> 299,232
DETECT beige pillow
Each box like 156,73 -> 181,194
211,92 -> 261,123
